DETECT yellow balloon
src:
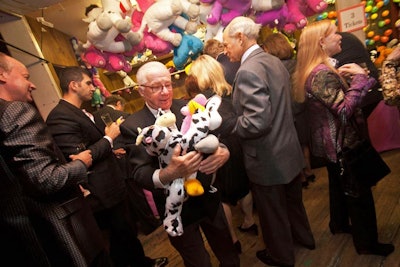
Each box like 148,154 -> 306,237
371,13 -> 378,20
367,31 -> 375,38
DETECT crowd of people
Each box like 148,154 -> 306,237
1,16 -> 398,267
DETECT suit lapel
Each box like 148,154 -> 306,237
60,100 -> 104,134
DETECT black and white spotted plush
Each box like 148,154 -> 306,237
135,95 -> 222,236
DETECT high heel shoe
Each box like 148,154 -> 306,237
233,240 -> 242,254
238,223 -> 258,235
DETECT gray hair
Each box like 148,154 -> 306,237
136,61 -> 170,85
225,16 -> 261,40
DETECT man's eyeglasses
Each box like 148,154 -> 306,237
140,83 -> 173,94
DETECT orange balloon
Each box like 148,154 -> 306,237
381,36 -> 389,43
384,29 -> 393,36
382,10 -> 390,17
385,18 -> 391,25
373,35 -> 381,41
328,11 -> 337,19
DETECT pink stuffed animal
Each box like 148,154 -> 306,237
125,1 -> 174,57
284,0 -> 328,33
206,0 -> 252,27
254,4 -> 289,29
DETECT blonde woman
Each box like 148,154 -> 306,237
293,20 -> 394,256
187,55 -> 258,254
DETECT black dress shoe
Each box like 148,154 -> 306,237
152,257 -> 168,267
329,223 -> 352,235
234,240 -> 242,254
356,243 -> 395,257
256,249 -> 294,267
238,223 -> 258,235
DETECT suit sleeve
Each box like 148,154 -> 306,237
46,108 -> 112,164
120,118 -> 160,191
234,68 -> 272,139
1,102 -> 87,197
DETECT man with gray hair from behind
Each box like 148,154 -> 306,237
222,16 -> 315,267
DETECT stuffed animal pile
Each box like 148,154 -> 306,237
76,0 -> 332,101
135,94 -> 222,236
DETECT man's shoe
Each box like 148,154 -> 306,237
356,243 -> 394,257
329,222 -> 352,235
152,257 -> 168,267
256,249 -> 294,267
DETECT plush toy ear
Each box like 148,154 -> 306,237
206,95 -> 222,130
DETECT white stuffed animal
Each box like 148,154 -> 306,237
137,0 -> 200,47
82,1 -> 141,53
135,94 -> 222,236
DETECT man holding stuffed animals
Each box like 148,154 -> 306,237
120,61 -> 240,267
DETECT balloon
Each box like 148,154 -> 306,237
382,10 -> 390,17
381,36 -> 389,43
373,35 -> 380,41
376,1 -> 384,8
385,19 -> 391,25
328,11 -> 337,19
384,29 -> 393,36
378,20 -> 386,27
367,31 -> 375,38
365,6 -> 372,12
371,13 -> 378,20
365,39 -> 375,46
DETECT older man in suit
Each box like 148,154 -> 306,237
222,17 -> 315,267
0,53 -> 111,266
119,61 -> 240,267
46,66 -> 167,267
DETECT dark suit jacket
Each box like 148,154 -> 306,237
0,100 -> 106,267
46,99 -> 126,212
120,99 -> 221,227
232,47 -> 305,186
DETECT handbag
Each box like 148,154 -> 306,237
380,60 -> 400,107
337,111 -> 391,198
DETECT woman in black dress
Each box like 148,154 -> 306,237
185,55 -> 257,254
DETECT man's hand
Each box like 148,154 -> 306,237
159,145 -> 202,185
113,147 -> 126,159
79,184 -> 91,197
199,145 -> 229,175
70,149 -> 92,168
105,122 -> 121,140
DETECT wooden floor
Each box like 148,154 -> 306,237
139,149 -> 400,267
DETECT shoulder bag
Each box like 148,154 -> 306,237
337,110 -> 391,198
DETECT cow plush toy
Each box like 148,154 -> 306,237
135,94 -> 222,236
